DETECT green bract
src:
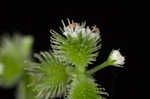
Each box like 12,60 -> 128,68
28,52 -> 71,99
50,20 -> 101,72
0,35 -> 33,87
67,74 -> 102,99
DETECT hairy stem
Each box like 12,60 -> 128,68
87,61 -> 110,75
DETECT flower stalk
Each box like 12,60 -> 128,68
87,49 -> 125,75
87,61 -> 110,75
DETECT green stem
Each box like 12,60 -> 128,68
87,61 -> 110,75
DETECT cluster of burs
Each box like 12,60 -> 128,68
0,20 -> 125,99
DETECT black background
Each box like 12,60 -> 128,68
0,8 -> 140,99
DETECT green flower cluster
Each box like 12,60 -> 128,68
0,19 -> 125,99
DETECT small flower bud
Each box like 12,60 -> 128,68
109,50 -> 125,66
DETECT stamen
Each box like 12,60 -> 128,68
92,25 -> 100,33
68,22 -> 77,28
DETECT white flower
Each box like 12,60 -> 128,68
62,20 -> 100,39
0,63 -> 4,75
110,50 -> 125,65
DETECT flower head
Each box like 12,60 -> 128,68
109,50 -> 125,66
50,19 -> 101,71
62,19 -> 100,39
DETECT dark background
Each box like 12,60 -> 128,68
0,8 -> 140,99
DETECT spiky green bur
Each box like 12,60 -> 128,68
50,21 -> 101,72
0,35 -> 33,87
67,74 -> 102,99
28,52 -> 71,99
